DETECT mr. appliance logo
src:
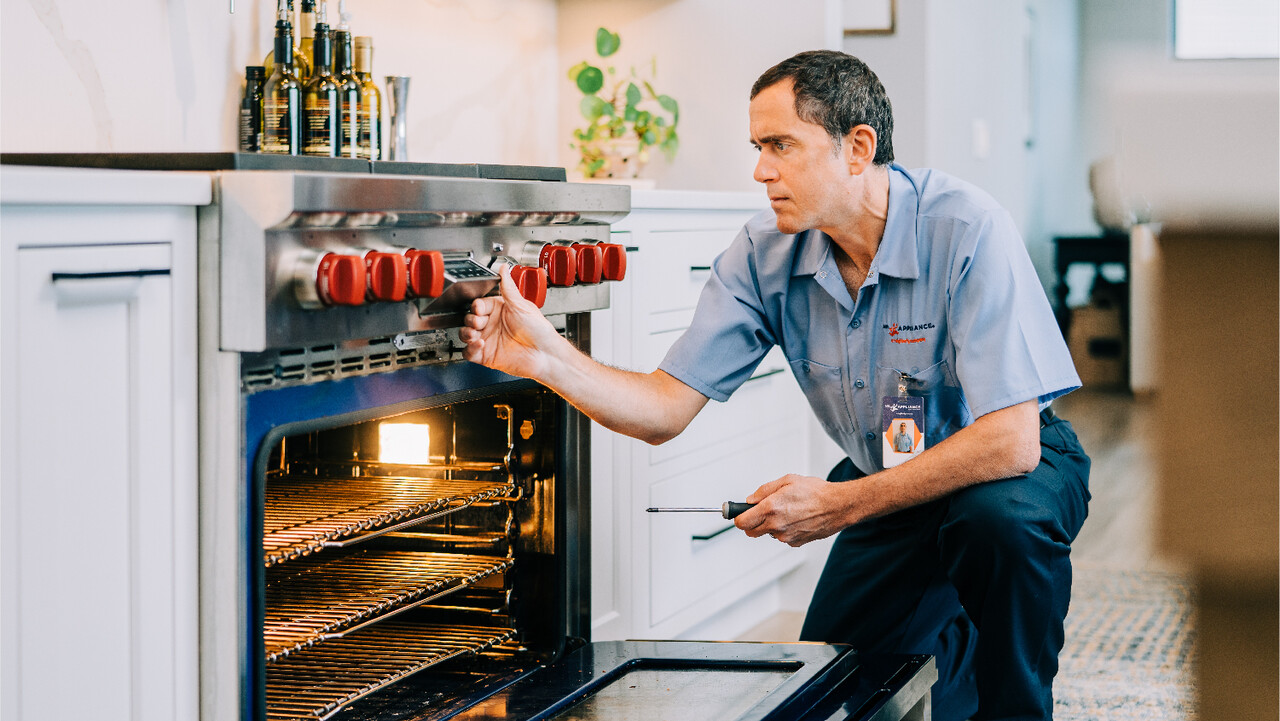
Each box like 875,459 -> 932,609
884,321 -> 935,345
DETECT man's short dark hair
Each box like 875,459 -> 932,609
751,50 -> 895,165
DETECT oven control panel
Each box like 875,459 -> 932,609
212,171 -> 632,352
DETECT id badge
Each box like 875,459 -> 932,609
882,376 -> 925,468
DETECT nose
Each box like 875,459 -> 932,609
753,153 -> 777,184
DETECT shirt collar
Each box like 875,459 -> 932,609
789,163 -> 920,281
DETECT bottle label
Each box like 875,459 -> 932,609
340,97 -> 359,158
303,96 -> 336,156
262,96 -> 295,154
239,107 -> 258,152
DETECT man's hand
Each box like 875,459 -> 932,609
461,265 -> 567,381
734,474 -> 856,547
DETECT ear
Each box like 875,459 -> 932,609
842,124 -> 878,174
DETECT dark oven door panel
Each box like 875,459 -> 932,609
412,642 -> 934,721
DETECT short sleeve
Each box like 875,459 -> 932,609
947,210 -> 1080,417
657,228 -> 777,402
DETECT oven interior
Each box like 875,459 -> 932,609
254,383 -> 572,721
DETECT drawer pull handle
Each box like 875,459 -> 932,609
51,268 -> 170,281
746,367 -> 785,383
692,524 -> 735,542
624,246 -> 640,253
689,265 -> 712,272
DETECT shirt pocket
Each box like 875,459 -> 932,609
789,358 -> 854,440
875,359 -> 970,444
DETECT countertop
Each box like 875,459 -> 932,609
0,165 -> 213,206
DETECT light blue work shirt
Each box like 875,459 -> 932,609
659,164 -> 1080,475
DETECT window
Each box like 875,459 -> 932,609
1174,0 -> 1279,59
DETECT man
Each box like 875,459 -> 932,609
893,422 -> 913,453
462,50 -> 1090,721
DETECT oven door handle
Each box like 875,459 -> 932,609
322,498 -> 480,549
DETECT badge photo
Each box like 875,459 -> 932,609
882,395 -> 925,468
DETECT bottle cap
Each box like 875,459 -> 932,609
246,65 -> 266,79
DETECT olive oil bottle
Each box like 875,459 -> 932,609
332,25 -> 362,158
261,1 -> 301,155
301,6 -> 339,157
353,36 -> 382,160
239,66 -> 266,152
297,0 -> 317,82
262,0 -> 311,82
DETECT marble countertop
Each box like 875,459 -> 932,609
1,165 -> 213,206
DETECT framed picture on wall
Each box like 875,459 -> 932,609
843,0 -> 896,36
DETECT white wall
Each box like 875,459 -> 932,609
555,0 -> 832,191
0,0 -> 562,166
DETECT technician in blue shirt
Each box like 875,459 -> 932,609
463,50 -> 1090,721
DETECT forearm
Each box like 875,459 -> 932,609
537,338 -> 707,445
832,400 -> 1041,523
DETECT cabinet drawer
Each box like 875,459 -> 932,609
647,429 -> 803,626
636,229 -> 738,322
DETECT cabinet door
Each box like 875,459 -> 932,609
11,244 -> 186,721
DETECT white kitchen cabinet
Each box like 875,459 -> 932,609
1,167 -> 206,721
590,190 -> 832,642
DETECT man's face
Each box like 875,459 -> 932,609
749,80 -> 850,235
899,423 -> 906,432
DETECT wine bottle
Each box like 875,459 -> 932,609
239,66 -> 266,152
263,0 -> 311,82
261,1 -> 301,155
302,9 -> 339,157
353,36 -> 382,160
332,27 -> 362,158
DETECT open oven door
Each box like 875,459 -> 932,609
444,641 -> 935,721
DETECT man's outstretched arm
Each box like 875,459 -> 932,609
461,265 -> 709,445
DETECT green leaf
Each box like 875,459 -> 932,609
596,28 -> 621,57
576,65 -> 604,94
643,80 -> 658,98
658,95 -> 679,121
567,61 -> 588,83
580,95 -> 609,121
626,82 -> 642,107
636,110 -> 652,127
655,116 -> 666,127
586,158 -> 605,176
624,105 -> 638,123
642,129 -> 657,145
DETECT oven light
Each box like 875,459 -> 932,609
379,423 -> 431,464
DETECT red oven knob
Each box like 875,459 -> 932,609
364,251 -> 407,302
510,265 -> 547,308
405,249 -> 444,298
316,253 -> 366,306
600,243 -> 627,281
538,245 -> 576,287
570,243 -> 604,284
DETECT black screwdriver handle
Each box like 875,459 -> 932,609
722,502 -> 756,519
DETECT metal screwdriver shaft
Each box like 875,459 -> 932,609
645,502 -> 755,519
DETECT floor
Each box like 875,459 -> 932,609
734,388 -> 1174,641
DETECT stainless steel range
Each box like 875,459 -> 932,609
153,159 -> 934,721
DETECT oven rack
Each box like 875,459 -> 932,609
264,476 -> 515,566
265,622 -> 518,721
264,550 -> 515,661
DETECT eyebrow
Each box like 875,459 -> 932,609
750,134 -> 800,147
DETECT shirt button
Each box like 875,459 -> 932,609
865,432 -> 875,441
802,361 -> 811,374
854,378 -> 865,389
852,319 -> 861,329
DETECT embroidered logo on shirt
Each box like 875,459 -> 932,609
884,322 -> 935,344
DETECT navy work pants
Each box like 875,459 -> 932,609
800,409 -> 1091,721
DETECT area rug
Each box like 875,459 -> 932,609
1054,563 -> 1198,720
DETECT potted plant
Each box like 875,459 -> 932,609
568,28 -> 680,181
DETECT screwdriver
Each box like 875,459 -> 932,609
645,502 -> 756,520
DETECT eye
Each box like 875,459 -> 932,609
773,141 -> 789,152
